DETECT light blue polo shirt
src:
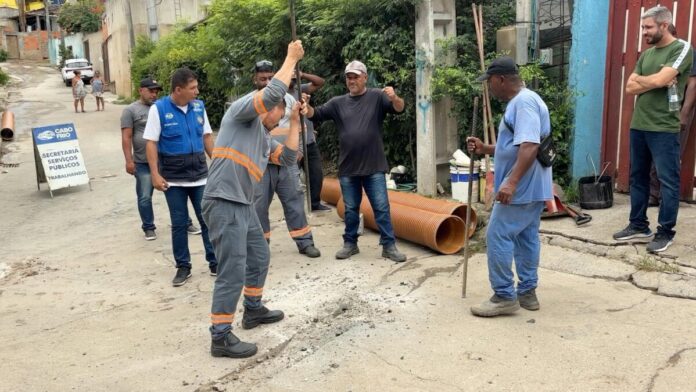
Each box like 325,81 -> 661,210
494,88 -> 553,204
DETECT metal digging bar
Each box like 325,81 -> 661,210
289,0 -> 312,215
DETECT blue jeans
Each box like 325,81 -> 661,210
339,173 -> 395,246
629,129 -> 680,237
163,185 -> 217,269
135,163 -> 156,231
486,201 -> 545,300
134,163 -> 192,232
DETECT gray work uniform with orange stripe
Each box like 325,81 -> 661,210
202,78 -> 297,338
253,93 -> 314,251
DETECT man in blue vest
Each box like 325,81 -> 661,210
143,68 -> 217,287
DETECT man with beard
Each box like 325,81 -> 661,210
613,6 -> 693,253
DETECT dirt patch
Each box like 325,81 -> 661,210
0,256 -> 56,284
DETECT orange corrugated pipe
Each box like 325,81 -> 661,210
336,197 -> 466,255
322,177 -> 477,238
320,177 -> 342,205
1,111 -> 14,141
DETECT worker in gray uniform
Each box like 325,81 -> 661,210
251,60 -> 321,258
202,41 -> 305,359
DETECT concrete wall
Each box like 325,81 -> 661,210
568,0 -> 609,179
2,30 -> 58,60
63,32 -> 85,58
84,31 -> 103,76
104,0 -> 209,97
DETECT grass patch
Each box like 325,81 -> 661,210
635,255 -> 680,273
563,181 -> 579,204
112,95 -> 135,105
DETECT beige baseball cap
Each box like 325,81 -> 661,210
344,60 -> 367,75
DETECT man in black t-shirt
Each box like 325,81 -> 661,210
307,60 -> 407,262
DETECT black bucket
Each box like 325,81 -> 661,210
578,175 -> 613,209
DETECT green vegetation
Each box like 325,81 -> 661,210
0,68 -> 9,86
0,49 -> 8,62
58,43 -> 74,69
636,255 -> 680,274
57,0 -> 103,34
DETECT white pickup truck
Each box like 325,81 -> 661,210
61,58 -> 94,87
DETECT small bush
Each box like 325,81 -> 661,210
0,49 -> 8,62
0,68 -> 10,85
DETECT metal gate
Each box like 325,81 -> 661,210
601,0 -> 696,199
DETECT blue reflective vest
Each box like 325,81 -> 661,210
155,96 -> 208,182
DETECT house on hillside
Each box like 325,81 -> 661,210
0,0 -> 61,60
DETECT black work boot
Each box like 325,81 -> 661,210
335,243 -> 359,259
300,245 -> 321,258
210,332 -> 257,358
382,244 -> 407,263
242,306 -> 285,330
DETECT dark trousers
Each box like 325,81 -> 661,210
163,185 -> 216,268
629,129 -> 680,237
649,125 -> 690,201
298,142 -> 324,209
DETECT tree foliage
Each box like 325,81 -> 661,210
130,0 -> 574,184
57,0 -> 103,34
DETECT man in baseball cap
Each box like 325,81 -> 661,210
306,59 -> 408,263
467,55 -> 553,317
476,56 -> 519,82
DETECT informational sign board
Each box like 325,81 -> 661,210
32,123 -> 90,197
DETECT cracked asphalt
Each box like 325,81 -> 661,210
1,61 -> 696,392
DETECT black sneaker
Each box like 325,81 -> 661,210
612,225 -> 653,241
187,223 -> 202,235
518,289 -> 540,311
382,244 -> 407,263
335,243 -> 359,259
312,204 -> 332,212
172,267 -> 192,287
242,306 -> 285,330
647,233 -> 673,253
209,264 -> 217,276
144,229 -> 157,241
210,332 -> 257,358
300,245 -> 321,258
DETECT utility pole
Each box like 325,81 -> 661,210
125,0 -> 136,50
44,0 -> 51,33
146,0 -> 159,42
17,0 -> 27,32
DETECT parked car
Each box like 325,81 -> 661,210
61,58 -> 94,87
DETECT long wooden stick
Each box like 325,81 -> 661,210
289,0 -> 312,215
479,4 -> 497,145
462,96 -> 479,298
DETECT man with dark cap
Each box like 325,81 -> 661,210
467,56 -> 553,317
251,60 -> 321,258
306,60 -> 407,263
121,77 -> 201,241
